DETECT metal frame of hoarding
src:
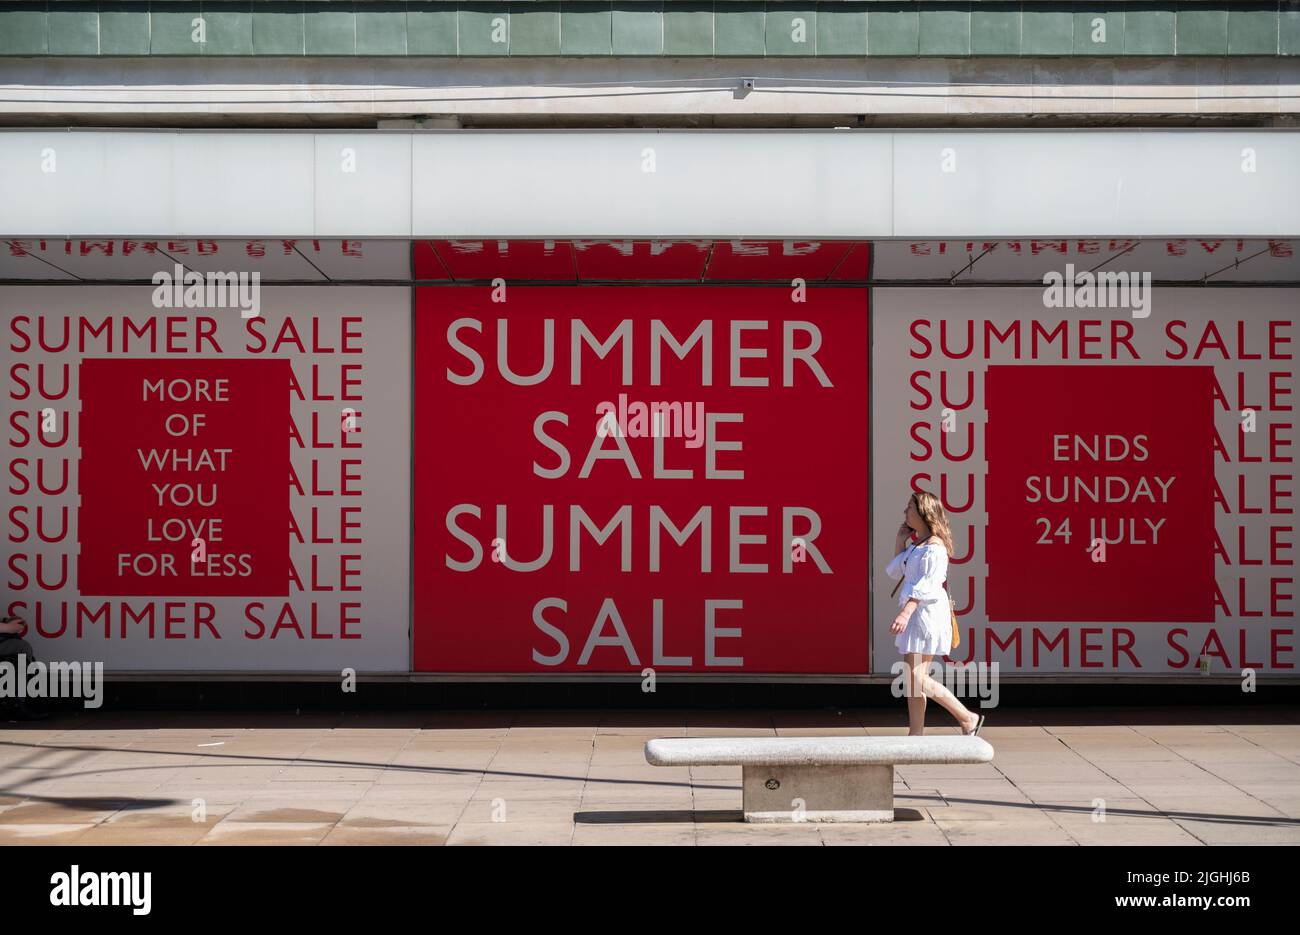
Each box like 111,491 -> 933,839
6,274 -> 1296,684
91,672 -> 1300,685
5,236 -> 1300,287
3,229 -> 1298,681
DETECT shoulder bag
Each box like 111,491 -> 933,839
944,579 -> 961,649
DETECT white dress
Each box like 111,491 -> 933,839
884,541 -> 953,656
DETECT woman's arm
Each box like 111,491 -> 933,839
890,599 -> 919,634
0,616 -> 25,635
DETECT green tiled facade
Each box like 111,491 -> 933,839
0,2 -> 1296,57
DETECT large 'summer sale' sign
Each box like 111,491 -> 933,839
414,285 -> 869,673
872,288 -> 1296,674
2,286 -> 411,671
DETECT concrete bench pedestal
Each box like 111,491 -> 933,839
646,736 -> 995,823
743,763 -> 895,822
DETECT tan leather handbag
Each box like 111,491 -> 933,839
944,579 -> 961,649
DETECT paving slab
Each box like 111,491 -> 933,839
571,824 -> 696,845
2,705 -> 1297,844
319,825 -> 452,846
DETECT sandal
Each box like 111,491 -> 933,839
962,713 -> 985,736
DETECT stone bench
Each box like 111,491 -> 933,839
645,735 -> 994,823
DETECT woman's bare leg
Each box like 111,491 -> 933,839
916,654 -> 978,731
904,653 -> 928,735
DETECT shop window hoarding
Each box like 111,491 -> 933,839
871,288 -> 1297,675
2,286 -> 411,671
413,284 -> 871,673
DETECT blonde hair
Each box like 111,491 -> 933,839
910,490 -> 954,556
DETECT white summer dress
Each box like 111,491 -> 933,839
884,541 -> 953,656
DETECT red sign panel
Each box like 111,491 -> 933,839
412,241 -> 872,283
414,285 -> 869,673
77,358 -> 290,597
985,364 -> 1215,623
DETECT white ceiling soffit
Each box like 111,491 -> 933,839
0,130 -> 1296,239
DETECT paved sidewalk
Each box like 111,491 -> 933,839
1,705 -> 1297,845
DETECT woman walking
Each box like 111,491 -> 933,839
885,490 -> 984,737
